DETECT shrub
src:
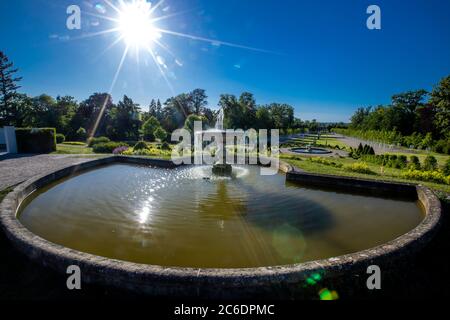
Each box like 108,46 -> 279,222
161,141 -> 171,150
75,127 -> 87,141
56,133 -> 65,144
309,157 -> 343,168
424,155 -> 438,171
154,127 -> 167,142
15,128 -> 57,153
433,139 -> 450,155
87,136 -> 110,147
344,162 -> 375,175
92,142 -> 124,153
409,156 -> 421,170
141,116 -> 160,141
401,170 -> 449,185
133,141 -> 149,151
444,158 -> 450,176
112,146 -> 129,155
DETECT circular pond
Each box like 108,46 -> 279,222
17,163 -> 424,268
291,147 -> 332,154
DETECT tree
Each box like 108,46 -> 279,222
0,51 -> 22,126
142,116 -> 160,141
431,76 -> 450,138
107,95 -> 140,140
154,126 -> 167,142
71,93 -> 113,139
184,114 -> 206,133
190,88 -> 208,114
350,107 -> 371,129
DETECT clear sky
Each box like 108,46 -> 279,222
1,0 -> 450,122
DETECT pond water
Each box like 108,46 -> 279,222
18,164 -> 424,268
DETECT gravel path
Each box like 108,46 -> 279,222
0,154 -> 102,190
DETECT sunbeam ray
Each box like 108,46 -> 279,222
155,28 -> 279,54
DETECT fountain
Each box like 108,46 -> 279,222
196,108 -> 233,176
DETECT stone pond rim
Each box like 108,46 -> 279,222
0,156 -> 443,298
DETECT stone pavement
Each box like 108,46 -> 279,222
0,154 -> 101,190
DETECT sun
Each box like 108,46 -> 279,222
117,0 -> 161,47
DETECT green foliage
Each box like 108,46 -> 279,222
431,75 -> 450,137
133,141 -> 149,151
161,142 -> 171,150
15,128 -> 57,153
308,157 -> 343,168
344,162 -> 375,175
154,126 -> 167,142
434,139 -> 450,155
87,136 -> 110,147
349,143 -> 375,159
184,114 -> 205,132
92,142 -> 124,153
444,158 -> 450,176
55,133 -> 65,144
409,156 -> 421,170
141,116 -> 160,141
75,127 -> 87,141
0,51 -> 22,126
401,170 -> 450,185
424,155 -> 438,171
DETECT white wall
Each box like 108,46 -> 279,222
0,128 -> 5,145
1,126 -> 17,153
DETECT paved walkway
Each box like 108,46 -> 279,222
0,154 -> 102,190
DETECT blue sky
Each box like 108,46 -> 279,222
1,0 -> 450,122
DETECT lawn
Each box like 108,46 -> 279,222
52,143 -> 94,154
281,154 -> 450,194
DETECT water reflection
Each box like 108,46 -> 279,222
18,164 -> 424,268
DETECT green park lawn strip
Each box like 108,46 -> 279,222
53,144 -> 94,154
281,154 -> 450,193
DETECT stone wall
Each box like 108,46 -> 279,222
0,156 -> 443,299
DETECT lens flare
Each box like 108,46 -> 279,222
118,0 -> 161,47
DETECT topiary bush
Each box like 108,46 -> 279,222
154,127 -> 167,142
15,128 -> 57,153
161,141 -> 171,150
133,141 -> 149,151
87,136 -> 110,147
424,155 -> 438,171
56,133 -> 65,144
92,142 -> 124,153
409,156 -> 421,170
76,127 -> 87,141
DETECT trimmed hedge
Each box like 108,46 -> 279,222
15,128 -> 56,153
87,136 -> 110,147
92,142 -> 126,153
56,133 -> 65,144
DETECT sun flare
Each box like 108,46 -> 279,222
117,0 -> 161,47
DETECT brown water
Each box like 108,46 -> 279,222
18,164 -> 424,268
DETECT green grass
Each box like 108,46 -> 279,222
384,151 -> 449,167
52,143 -> 94,154
281,154 -> 450,193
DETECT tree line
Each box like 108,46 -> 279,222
346,75 -> 450,153
0,51 -> 320,142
